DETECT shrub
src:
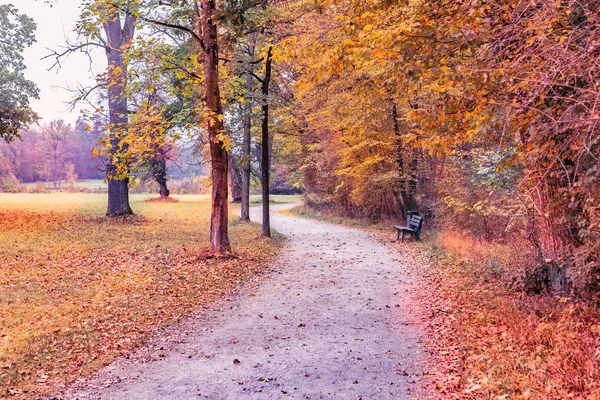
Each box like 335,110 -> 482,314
1,177 -> 22,193
131,176 -> 211,195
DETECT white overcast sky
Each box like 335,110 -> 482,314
3,0 -> 106,124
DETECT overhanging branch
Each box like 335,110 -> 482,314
139,15 -> 206,53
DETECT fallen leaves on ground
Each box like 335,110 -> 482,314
0,208 -> 281,399
394,234 -> 600,400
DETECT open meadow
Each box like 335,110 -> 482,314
20,180 -> 109,192
0,193 -> 288,398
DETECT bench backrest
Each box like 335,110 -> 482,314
408,215 -> 423,231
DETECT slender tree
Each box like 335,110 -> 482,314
128,0 -> 232,252
198,0 -> 230,252
39,120 -> 73,190
240,32 -> 257,221
228,153 -> 242,202
259,45 -> 273,237
391,100 -> 418,219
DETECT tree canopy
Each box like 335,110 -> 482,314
0,4 -> 39,142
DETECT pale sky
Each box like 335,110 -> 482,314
3,0 -> 106,124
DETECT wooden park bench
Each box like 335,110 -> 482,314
395,213 -> 423,242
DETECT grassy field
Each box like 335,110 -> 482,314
249,194 -> 302,205
19,179 -> 304,198
21,179 -> 108,191
0,193 -> 290,398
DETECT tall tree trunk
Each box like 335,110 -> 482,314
391,101 -> 418,220
103,9 -> 134,217
261,46 -> 273,238
240,32 -> 256,222
199,0 -> 230,253
228,153 -> 242,203
392,101 -> 406,218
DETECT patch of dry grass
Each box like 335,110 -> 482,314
0,193 -> 283,398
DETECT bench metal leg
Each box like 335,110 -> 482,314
396,229 -> 400,241
401,231 -> 405,243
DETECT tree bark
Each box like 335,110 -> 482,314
519,129 -> 574,293
391,101 -> 418,221
103,9 -> 134,217
228,153 -> 242,203
151,150 -> 169,199
531,174 -> 574,293
261,46 -> 273,238
159,181 -> 170,198
240,32 -> 256,222
199,0 -> 230,253
407,148 -> 419,212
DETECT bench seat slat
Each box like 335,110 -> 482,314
395,215 -> 423,242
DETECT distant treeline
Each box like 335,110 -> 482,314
0,115 -> 213,193
0,118 -> 103,189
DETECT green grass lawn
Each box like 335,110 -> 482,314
249,194 -> 302,205
0,193 -> 288,398
70,179 -> 108,189
21,179 -> 108,191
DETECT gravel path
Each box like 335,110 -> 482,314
64,204 -> 427,399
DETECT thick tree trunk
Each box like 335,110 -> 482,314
519,129 -> 574,293
103,9 -> 134,217
159,180 -> 170,198
531,179 -> 573,293
200,0 -> 230,253
261,46 -> 273,238
240,32 -> 256,222
228,153 -> 242,203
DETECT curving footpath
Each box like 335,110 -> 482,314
63,203 -> 427,400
